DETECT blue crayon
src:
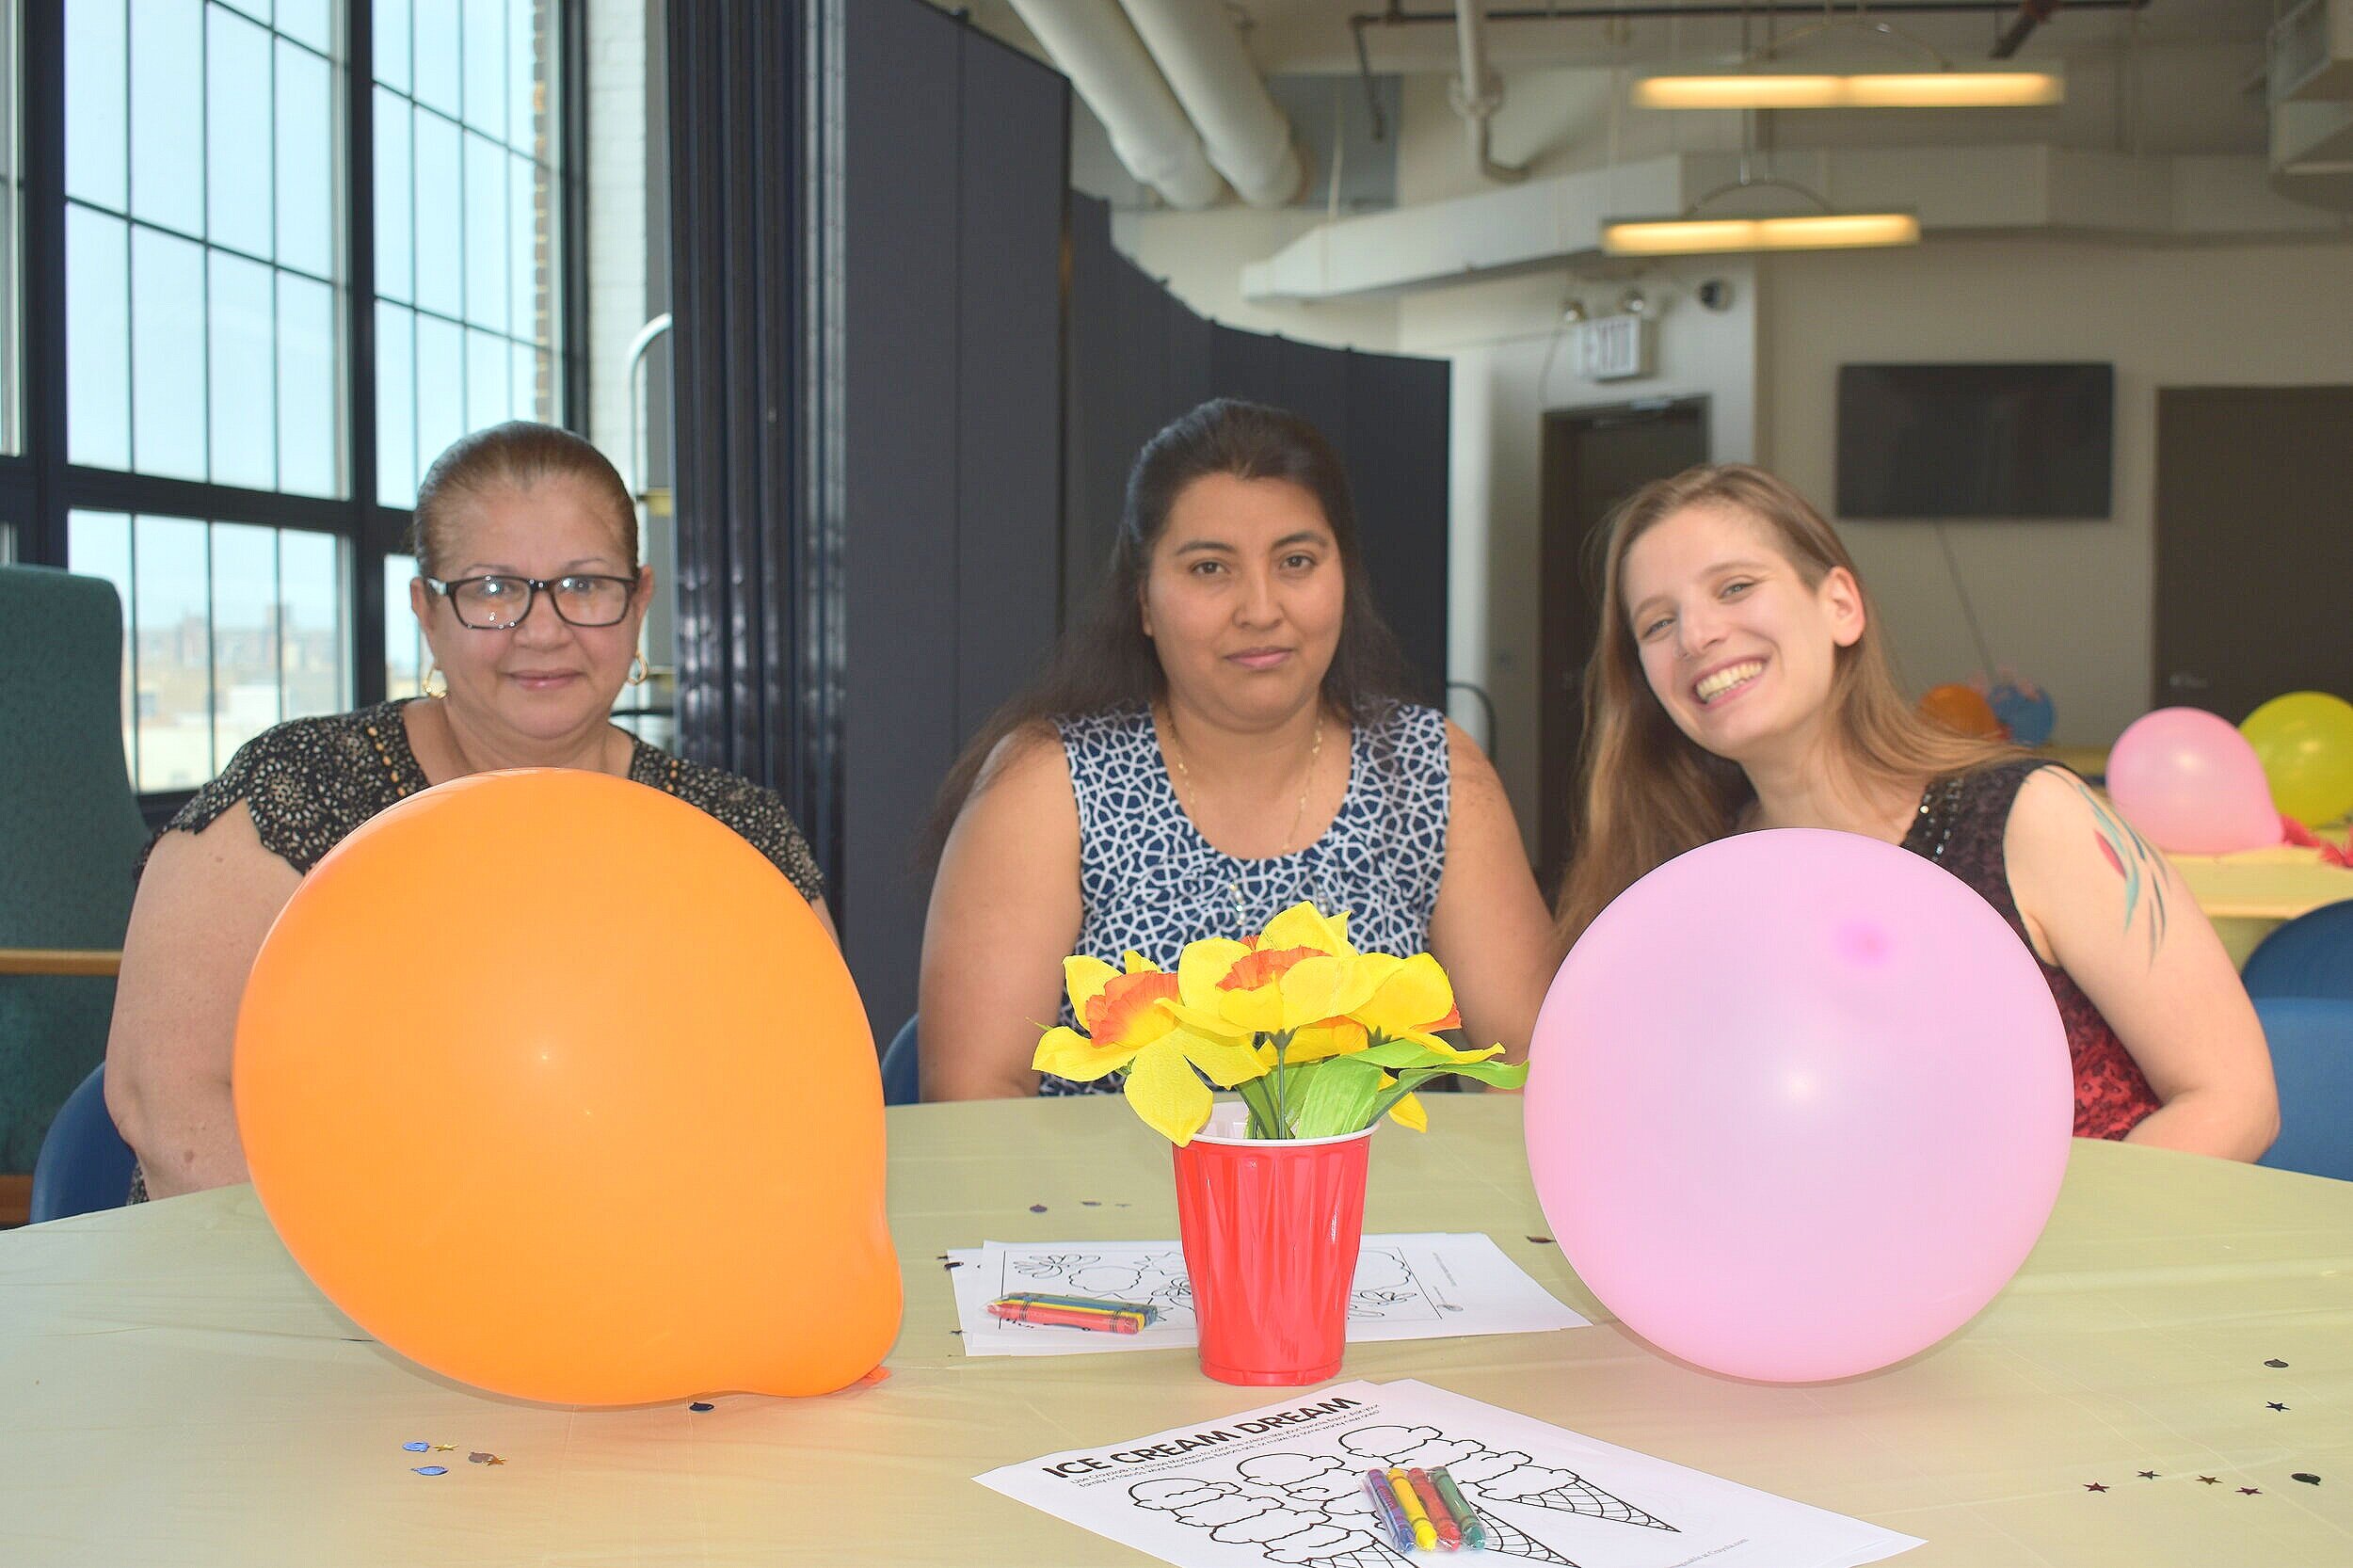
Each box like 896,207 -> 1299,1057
1363,1468 -> 1414,1552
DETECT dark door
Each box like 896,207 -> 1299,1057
1537,398 -> 1710,893
2154,388 -> 2353,721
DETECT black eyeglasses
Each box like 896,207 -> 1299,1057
425,574 -> 639,630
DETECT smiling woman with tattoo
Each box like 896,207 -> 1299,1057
1555,464 -> 2277,1159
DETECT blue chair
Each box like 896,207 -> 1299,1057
29,1064 -> 136,1223
2242,901 -> 2353,1003
2254,997 -> 2353,1182
881,1015 -> 920,1107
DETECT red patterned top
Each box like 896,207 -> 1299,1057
1903,761 -> 2160,1141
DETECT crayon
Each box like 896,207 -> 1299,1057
1407,1467 -> 1462,1550
1387,1465 -> 1438,1551
990,1291 -> 1160,1324
1362,1469 -> 1414,1553
984,1300 -> 1144,1333
1431,1468 -> 1487,1550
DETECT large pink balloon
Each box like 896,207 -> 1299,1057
2106,707 -> 2282,854
1526,829 -> 2073,1383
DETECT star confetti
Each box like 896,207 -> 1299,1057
468,1452 -> 505,1465
2268,1402 -> 2290,1412
2198,1477 -> 2219,1485
2239,1487 -> 2262,1496
2137,1472 -> 2159,1480
412,1465 -> 449,1477
2083,1482 -> 2108,1493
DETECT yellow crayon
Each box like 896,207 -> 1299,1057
1386,1466 -> 1438,1551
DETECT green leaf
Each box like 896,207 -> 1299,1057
1289,1055 -> 1386,1139
1449,1060 -> 1529,1090
1234,1076 -> 1285,1140
1273,1062 -> 1323,1134
1365,1066 -> 1449,1127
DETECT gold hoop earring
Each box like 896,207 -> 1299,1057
420,662 -> 448,699
626,652 -> 648,687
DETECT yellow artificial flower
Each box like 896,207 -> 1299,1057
1032,952 -> 1264,1144
1170,904 -> 1384,1043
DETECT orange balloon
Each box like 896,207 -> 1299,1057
1921,682 -> 2006,740
234,770 -> 899,1405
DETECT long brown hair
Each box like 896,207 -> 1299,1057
925,398 -> 1416,859
1553,463 -> 2020,948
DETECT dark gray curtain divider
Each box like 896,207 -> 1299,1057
669,0 -> 1066,1038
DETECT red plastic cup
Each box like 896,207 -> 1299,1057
1172,1104 -> 1375,1386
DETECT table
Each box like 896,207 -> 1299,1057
2,1097 -> 2349,1566
2166,849 -> 2353,966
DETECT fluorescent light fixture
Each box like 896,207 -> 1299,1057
1635,70 -> 2063,110
1602,212 -> 1921,257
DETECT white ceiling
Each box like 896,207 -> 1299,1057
954,0 -> 2277,75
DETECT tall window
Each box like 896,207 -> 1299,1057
372,0 -> 558,510
6,0 -> 577,802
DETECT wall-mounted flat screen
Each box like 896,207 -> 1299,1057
1836,362 -> 2113,519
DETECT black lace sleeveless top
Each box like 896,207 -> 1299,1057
1903,760 -> 2159,1140
149,698 -> 824,900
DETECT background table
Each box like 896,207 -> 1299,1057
2166,849 -> 2353,966
2,1097 -> 2349,1565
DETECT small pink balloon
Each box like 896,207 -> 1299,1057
1526,829 -> 2073,1383
2107,707 -> 2282,855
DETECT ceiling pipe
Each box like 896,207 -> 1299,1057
1006,0 -> 1225,209
1119,1 -> 1306,209
1451,0 -> 1528,184
1992,0 -> 2061,60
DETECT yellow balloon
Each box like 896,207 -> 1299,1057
2241,692 -> 2353,827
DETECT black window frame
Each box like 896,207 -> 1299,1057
6,0 -> 589,818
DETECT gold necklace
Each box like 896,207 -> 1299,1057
1161,706 -> 1326,858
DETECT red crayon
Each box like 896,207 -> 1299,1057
1408,1467 -> 1463,1550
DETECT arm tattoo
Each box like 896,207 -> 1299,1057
2057,772 -> 2169,965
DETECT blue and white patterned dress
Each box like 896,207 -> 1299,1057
1042,700 -> 1451,1096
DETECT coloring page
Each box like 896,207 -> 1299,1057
949,1235 -> 1586,1356
978,1379 -> 1922,1568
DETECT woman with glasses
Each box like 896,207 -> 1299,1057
104,423 -> 832,1199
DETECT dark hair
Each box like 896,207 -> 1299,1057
408,421 -> 638,578
926,397 -> 1415,859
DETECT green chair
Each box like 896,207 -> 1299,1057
0,565 -> 148,1214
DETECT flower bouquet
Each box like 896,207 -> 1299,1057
1033,903 -> 1527,1384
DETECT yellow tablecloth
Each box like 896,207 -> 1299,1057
2,1098 -> 2349,1565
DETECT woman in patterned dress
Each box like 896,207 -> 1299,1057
920,399 -> 1554,1100
1555,463 -> 2275,1157
105,424 -> 832,1198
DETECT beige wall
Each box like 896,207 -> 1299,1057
1756,236 -> 2353,747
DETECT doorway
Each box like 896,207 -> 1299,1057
2153,387 -> 2353,724
1537,397 -> 1710,892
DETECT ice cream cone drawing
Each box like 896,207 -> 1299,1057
1131,1478 -> 1410,1568
1338,1424 -> 1676,1532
